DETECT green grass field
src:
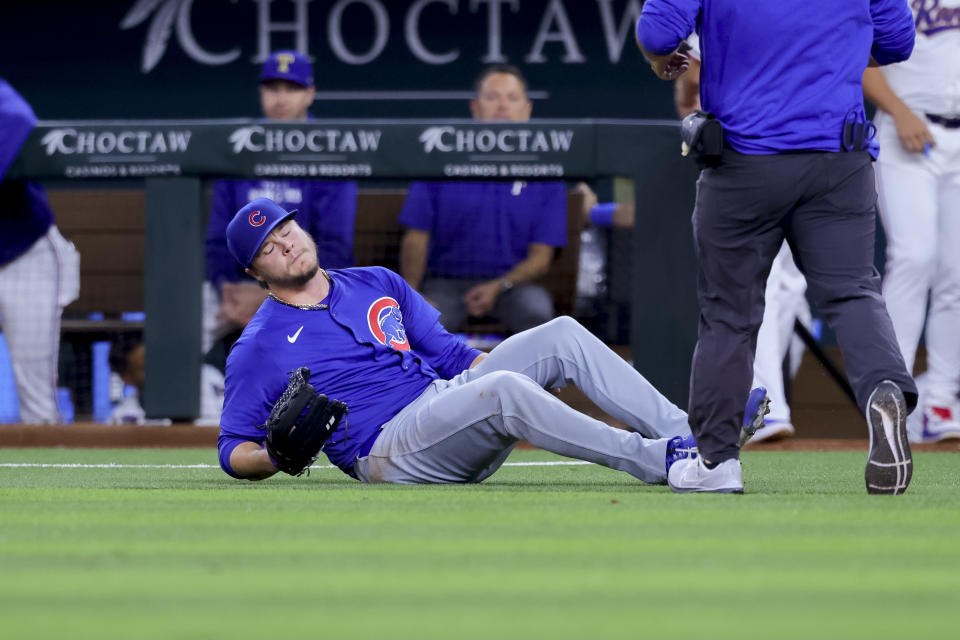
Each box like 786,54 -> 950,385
1,447 -> 958,639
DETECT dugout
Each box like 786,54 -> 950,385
7,119 -> 699,421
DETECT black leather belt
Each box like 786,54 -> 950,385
926,113 -> 960,129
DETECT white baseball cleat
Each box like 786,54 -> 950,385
865,380 -> 912,495
667,456 -> 743,494
748,419 -> 796,443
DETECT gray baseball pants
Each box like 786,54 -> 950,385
353,316 -> 690,485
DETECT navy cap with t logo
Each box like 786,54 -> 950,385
227,198 -> 298,267
260,50 -> 314,88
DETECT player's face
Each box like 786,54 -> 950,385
249,220 -> 320,289
471,73 -> 532,122
259,80 -> 315,121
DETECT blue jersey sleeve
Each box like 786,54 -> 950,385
217,337 -> 290,476
218,433 -> 258,479
0,80 -> 38,180
205,180 -> 245,289
869,0 -> 915,65
306,181 -> 357,269
398,182 -> 437,232
531,184 -> 568,248
636,0 -> 700,56
377,267 -> 481,378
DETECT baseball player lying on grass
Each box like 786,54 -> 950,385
218,197 -> 769,489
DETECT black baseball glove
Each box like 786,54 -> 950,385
258,367 -> 348,476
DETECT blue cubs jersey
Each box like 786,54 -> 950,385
206,179 -> 357,289
398,181 -> 567,278
217,266 -> 482,478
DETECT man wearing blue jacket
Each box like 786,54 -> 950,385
637,0 -> 918,494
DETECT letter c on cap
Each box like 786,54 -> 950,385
249,210 -> 265,227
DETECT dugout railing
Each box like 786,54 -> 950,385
8,119 -> 701,420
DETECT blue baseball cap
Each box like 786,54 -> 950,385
227,198 -> 298,267
260,50 -> 314,88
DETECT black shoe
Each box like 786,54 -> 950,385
865,380 -> 912,495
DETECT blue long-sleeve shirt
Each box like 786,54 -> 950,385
217,266 -> 482,478
398,181 -> 567,279
637,0 -> 915,154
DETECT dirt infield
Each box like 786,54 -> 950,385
0,423 -> 218,448
1,423 -> 957,453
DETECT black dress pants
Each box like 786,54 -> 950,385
688,149 -> 916,462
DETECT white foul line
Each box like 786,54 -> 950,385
0,461 -> 591,470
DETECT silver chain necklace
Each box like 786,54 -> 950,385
267,270 -> 331,310
267,293 -> 328,310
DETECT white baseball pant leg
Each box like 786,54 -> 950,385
201,281 -> 220,356
752,243 -> 809,423
877,115 -> 960,404
355,316 -> 687,484
0,226 -> 78,423
925,122 -> 960,403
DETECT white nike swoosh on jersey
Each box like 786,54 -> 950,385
287,326 -> 304,343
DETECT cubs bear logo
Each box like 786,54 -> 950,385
249,210 -> 265,227
367,297 -> 410,351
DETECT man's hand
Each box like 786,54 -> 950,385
467,245 -> 552,317
464,280 -> 503,317
892,109 -> 936,154
651,51 -> 691,80
636,29 -> 691,81
863,68 -> 935,155
219,282 -> 268,327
